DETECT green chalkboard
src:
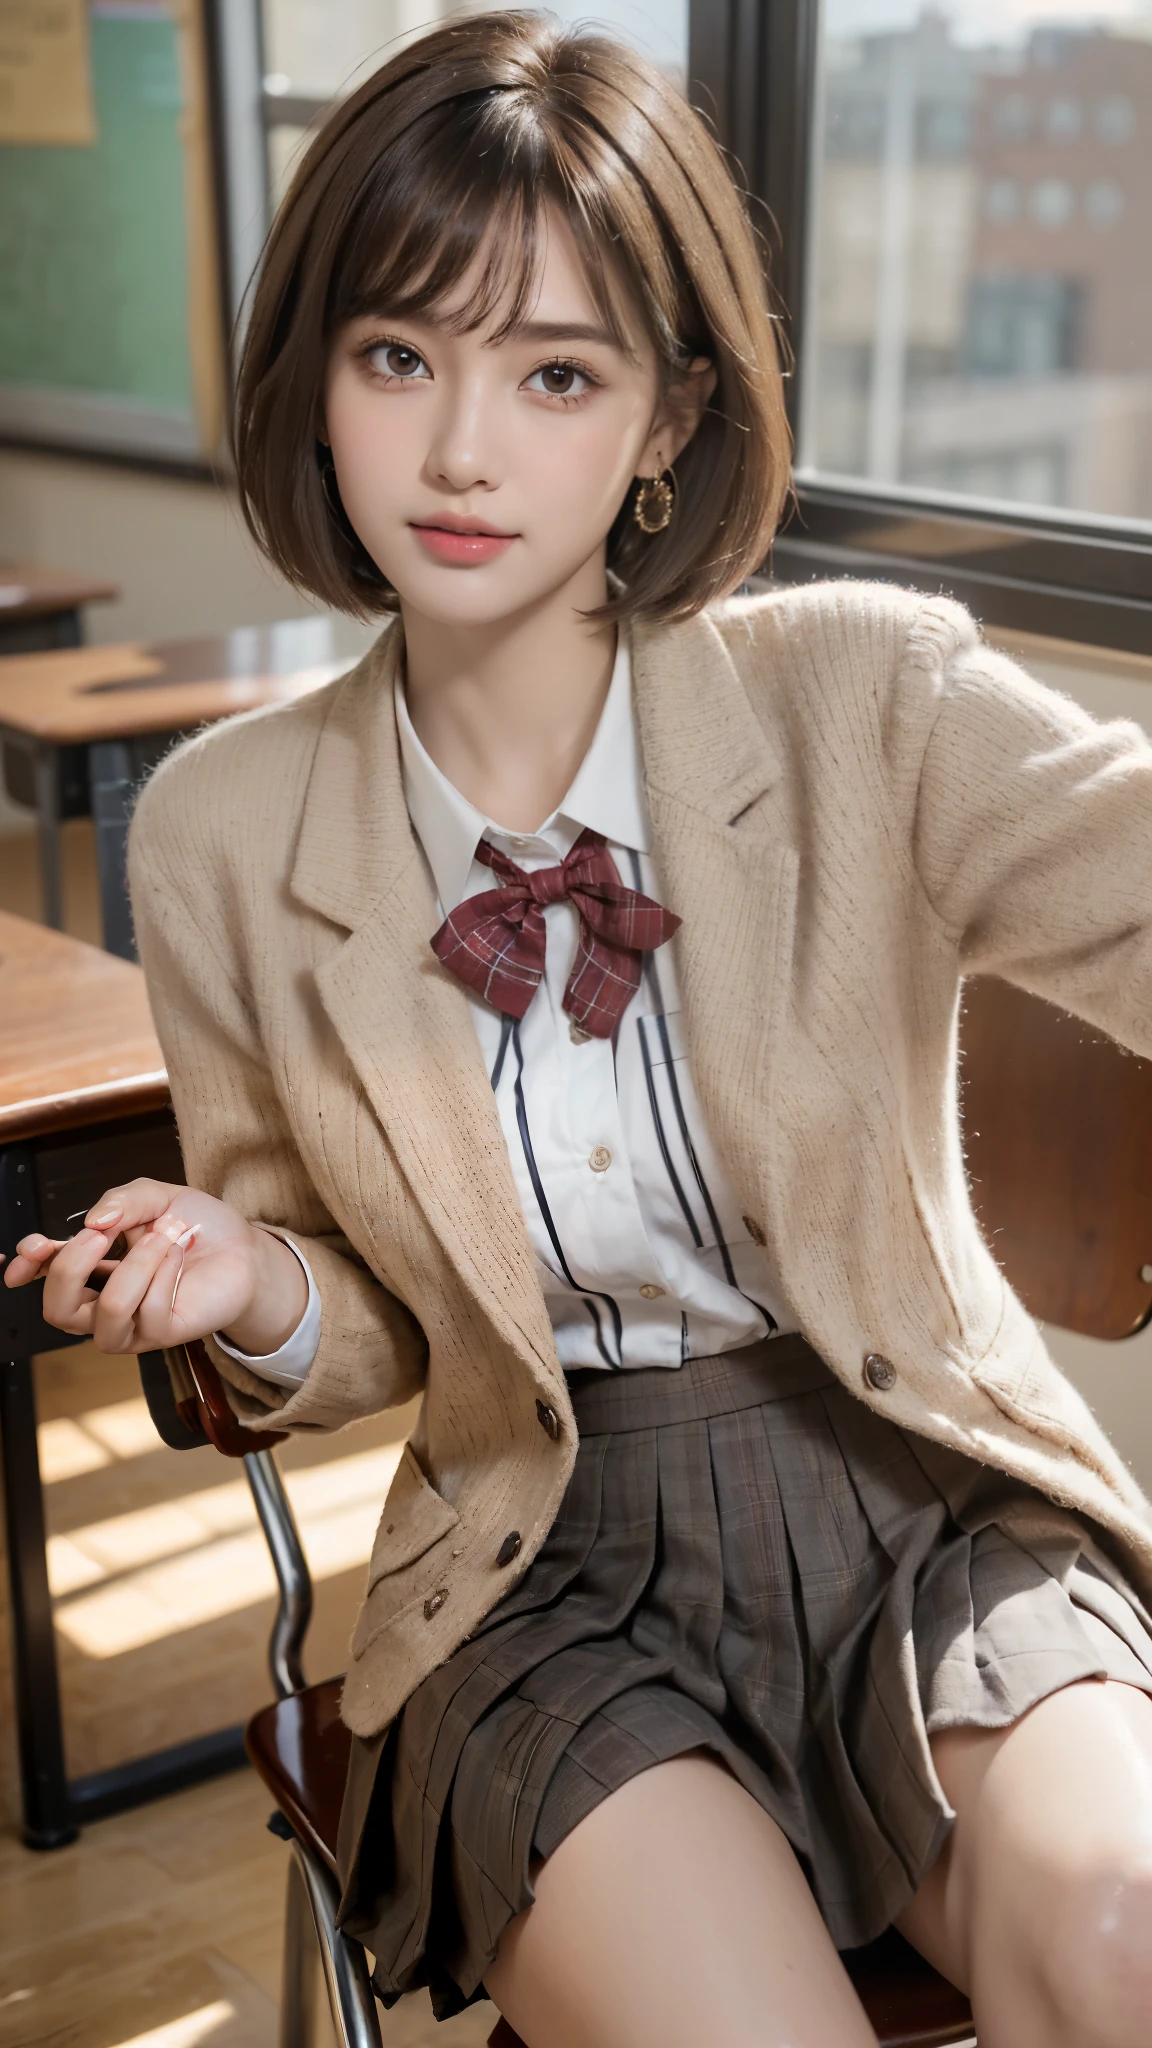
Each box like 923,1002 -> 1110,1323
0,7 -> 200,458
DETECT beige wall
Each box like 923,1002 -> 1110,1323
0,448 -> 325,646
3,446 -> 1152,1494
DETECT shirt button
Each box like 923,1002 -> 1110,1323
639,1284 -> 666,1300
863,1353 -> 898,1393
423,1588 -> 449,1620
588,1145 -> 612,1172
742,1212 -> 767,1247
496,1531 -> 523,1568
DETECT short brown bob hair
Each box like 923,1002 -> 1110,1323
234,10 -> 791,624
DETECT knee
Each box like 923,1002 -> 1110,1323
1028,1854 -> 1152,2048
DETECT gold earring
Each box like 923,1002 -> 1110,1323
633,462 -> 675,534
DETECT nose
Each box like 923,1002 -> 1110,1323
424,371 -> 502,495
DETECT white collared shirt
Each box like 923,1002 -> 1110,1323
220,641 -> 791,1383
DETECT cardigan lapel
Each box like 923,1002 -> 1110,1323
631,612 -> 799,1231
290,624 -> 557,1374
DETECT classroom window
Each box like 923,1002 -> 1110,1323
800,0 -> 1152,530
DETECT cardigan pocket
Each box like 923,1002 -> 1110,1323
365,1442 -> 460,1588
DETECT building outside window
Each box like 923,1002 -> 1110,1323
801,1 -> 1152,530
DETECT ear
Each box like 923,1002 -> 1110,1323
635,357 -> 717,477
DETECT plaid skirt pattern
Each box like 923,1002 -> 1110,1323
337,1336 -> 1152,2019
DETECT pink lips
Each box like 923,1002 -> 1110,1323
410,520 -> 516,565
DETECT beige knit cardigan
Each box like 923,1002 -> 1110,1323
128,580 -> 1152,1738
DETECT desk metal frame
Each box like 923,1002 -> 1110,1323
0,602 -> 85,658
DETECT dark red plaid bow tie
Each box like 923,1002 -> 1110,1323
430,827 -> 680,1038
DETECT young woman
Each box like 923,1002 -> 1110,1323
8,15 -> 1152,2045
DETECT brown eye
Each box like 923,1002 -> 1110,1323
367,342 -> 428,380
525,360 -> 592,399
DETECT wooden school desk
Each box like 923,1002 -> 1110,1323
0,910 -> 230,1848
0,617 -> 357,948
0,560 -> 118,655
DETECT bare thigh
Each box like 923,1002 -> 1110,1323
896,1679 -> 1152,2048
484,1751 -> 878,2048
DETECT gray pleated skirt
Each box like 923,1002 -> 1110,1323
337,1336 -> 1152,2019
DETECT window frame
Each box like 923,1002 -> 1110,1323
686,0 -> 1152,652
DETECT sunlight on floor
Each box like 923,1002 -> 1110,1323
48,1441 -> 404,1658
38,1393 -> 167,1480
110,2003 -> 236,2048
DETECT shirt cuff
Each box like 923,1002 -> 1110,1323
212,1233 -> 321,1388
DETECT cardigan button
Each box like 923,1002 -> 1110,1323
536,1399 -> 561,1441
496,1531 -> 523,1568
742,1213 -> 767,1248
423,1588 -> 449,1620
863,1353 -> 897,1393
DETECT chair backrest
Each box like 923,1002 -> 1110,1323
960,976 -> 1152,1340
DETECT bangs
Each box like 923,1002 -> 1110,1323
329,89 -> 651,362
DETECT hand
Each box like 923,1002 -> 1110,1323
0,1178 -> 309,1357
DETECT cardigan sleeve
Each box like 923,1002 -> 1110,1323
909,599 -> 1152,1060
128,755 -> 428,1435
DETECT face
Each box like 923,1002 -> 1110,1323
323,206 -> 712,630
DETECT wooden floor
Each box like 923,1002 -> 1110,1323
0,823 -> 493,2048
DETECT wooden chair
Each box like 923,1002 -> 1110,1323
144,975 -> 1152,2048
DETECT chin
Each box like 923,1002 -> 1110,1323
388,559 -> 585,630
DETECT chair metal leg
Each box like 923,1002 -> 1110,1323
244,1448 -> 313,1699
280,1847 -> 324,2048
280,1838 -> 381,2048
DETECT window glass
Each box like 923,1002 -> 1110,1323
801,0 -> 1152,527
261,1 -> 687,103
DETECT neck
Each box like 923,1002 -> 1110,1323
400,554 -> 616,833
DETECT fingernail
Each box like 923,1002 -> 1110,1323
173,1225 -> 200,1250
90,1206 -> 121,1228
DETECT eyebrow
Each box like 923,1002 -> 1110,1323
500,319 -> 623,349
